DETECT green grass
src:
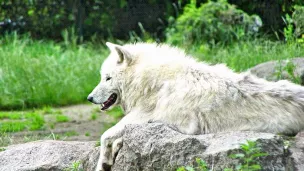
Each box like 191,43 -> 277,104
41,106 -> 62,115
189,40 -> 304,72
90,112 -> 98,120
0,113 -> 23,120
64,131 -> 78,137
0,33 -> 107,110
1,33 -> 303,110
0,112 -> 44,133
55,115 -> 69,122
105,107 -> 124,119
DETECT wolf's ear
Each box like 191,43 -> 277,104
106,42 -> 117,51
106,42 -> 132,65
114,46 -> 132,64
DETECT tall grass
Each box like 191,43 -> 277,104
0,33 -> 106,110
189,40 -> 304,72
1,32 -> 303,110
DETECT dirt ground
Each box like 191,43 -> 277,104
1,104 -> 120,146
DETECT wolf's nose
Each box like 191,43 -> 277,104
87,96 -> 94,102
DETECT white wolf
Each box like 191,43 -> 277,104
88,42 -> 304,171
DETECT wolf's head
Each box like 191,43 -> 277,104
87,42 -> 133,111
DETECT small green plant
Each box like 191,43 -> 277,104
95,140 -> 101,147
0,147 -> 5,152
176,158 -> 208,171
176,140 -> 267,171
284,60 -> 301,84
55,115 -> 69,123
275,60 -> 301,84
49,123 -> 55,129
90,113 -> 98,120
283,14 -> 295,44
65,160 -> 83,171
229,140 -> 268,171
85,132 -> 90,136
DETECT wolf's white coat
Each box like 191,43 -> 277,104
88,42 -> 304,170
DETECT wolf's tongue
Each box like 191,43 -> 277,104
101,93 -> 117,110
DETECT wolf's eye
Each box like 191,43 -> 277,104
106,77 -> 112,81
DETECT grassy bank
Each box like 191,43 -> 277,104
1,33 -> 303,110
0,34 -> 106,110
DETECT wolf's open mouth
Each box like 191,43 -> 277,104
101,93 -> 118,110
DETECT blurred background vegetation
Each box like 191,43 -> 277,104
0,0 -> 304,110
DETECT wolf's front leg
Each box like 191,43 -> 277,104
95,113 -> 151,171
95,126 -> 123,171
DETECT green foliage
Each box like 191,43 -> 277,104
0,33 -> 104,109
166,0 -> 262,46
283,14 -> 295,43
293,5 -> 304,43
176,140 -> 267,171
0,0 -> 176,41
229,140 -> 267,171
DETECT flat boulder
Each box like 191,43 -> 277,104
0,140 -> 96,171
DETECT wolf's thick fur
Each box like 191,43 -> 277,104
88,42 -> 304,171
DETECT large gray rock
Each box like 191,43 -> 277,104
111,123 -> 288,171
249,58 -> 304,85
1,124 -> 304,171
0,140 -> 96,171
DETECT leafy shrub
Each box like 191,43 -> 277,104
0,0 -> 176,41
166,0 -> 262,46
293,6 -> 304,38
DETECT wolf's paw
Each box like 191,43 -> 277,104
97,137 -> 123,171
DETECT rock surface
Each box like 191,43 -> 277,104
288,131 -> 304,170
1,124 -> 304,171
249,57 -> 304,85
0,140 -> 96,171
112,123 -> 287,171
